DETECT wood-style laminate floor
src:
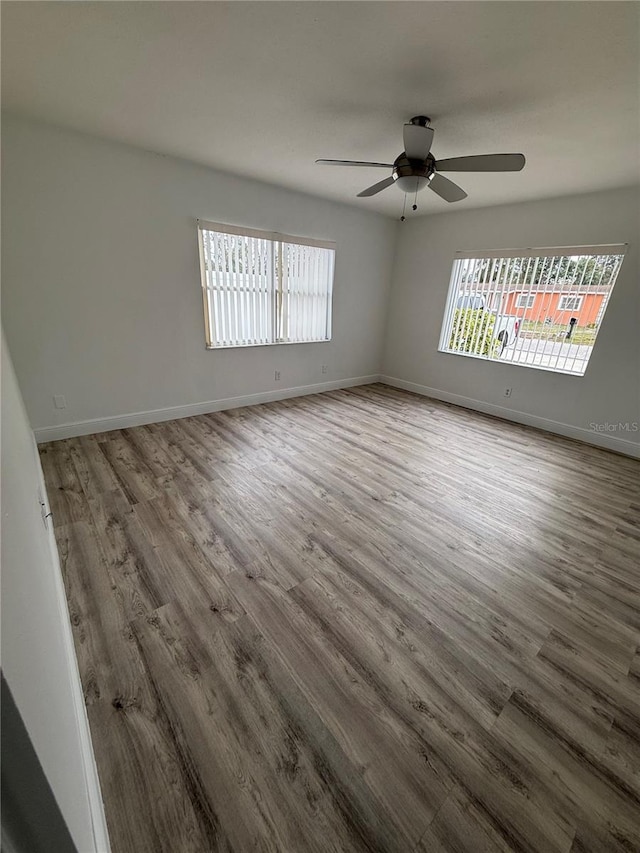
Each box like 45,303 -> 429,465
40,385 -> 640,853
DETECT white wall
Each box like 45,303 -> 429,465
1,115 -> 395,438
1,330 -> 109,852
382,186 -> 640,456
2,115 -> 638,456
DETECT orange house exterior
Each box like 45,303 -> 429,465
502,290 -> 607,325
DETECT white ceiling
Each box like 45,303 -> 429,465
2,2 -> 638,218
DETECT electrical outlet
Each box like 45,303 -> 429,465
53,394 -> 67,409
321,365 -> 328,374
504,388 -> 512,398
274,370 -> 281,381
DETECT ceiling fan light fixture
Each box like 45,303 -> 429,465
394,173 -> 431,193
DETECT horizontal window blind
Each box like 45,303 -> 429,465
197,221 -> 335,349
439,244 -> 626,376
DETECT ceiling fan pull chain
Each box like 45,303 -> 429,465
412,182 -> 418,212
400,193 -> 407,222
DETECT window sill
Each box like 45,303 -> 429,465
206,338 -> 331,350
437,347 -> 586,377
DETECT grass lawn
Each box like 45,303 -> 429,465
520,320 -> 597,346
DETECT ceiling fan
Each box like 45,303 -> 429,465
316,116 -> 525,204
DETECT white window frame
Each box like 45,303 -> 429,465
438,244 -> 626,377
558,294 -> 583,311
515,293 -> 536,308
197,219 -> 336,349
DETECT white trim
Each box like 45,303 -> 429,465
32,436 -> 111,851
197,219 -> 336,250
454,243 -> 627,260
36,375 -> 639,458
558,295 -> 584,311
205,336 -> 331,350
515,294 -> 536,308
501,289 -> 611,297
379,375 -> 640,459
435,347 -> 590,377
34,376 -> 380,443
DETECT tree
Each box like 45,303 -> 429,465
460,253 -> 621,290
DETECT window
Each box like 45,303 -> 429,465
515,294 -> 536,308
439,244 -> 626,376
197,220 -> 335,348
558,295 -> 583,311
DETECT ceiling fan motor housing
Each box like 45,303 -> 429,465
393,153 -> 435,193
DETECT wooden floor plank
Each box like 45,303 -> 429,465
225,573 -> 450,848
414,785 -> 523,853
40,384 -> 640,852
40,439 -> 93,525
132,602 -> 416,852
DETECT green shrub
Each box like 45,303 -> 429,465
449,308 -> 497,356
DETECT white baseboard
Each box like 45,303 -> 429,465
34,372 -> 639,459
380,375 -> 640,459
34,439 -> 111,851
34,375 -> 380,443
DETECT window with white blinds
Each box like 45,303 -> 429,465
197,220 -> 335,348
438,244 -> 626,376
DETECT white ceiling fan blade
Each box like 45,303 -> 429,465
436,153 -> 525,172
428,173 -> 467,203
403,124 -> 434,160
357,176 -> 396,197
316,159 -> 393,168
